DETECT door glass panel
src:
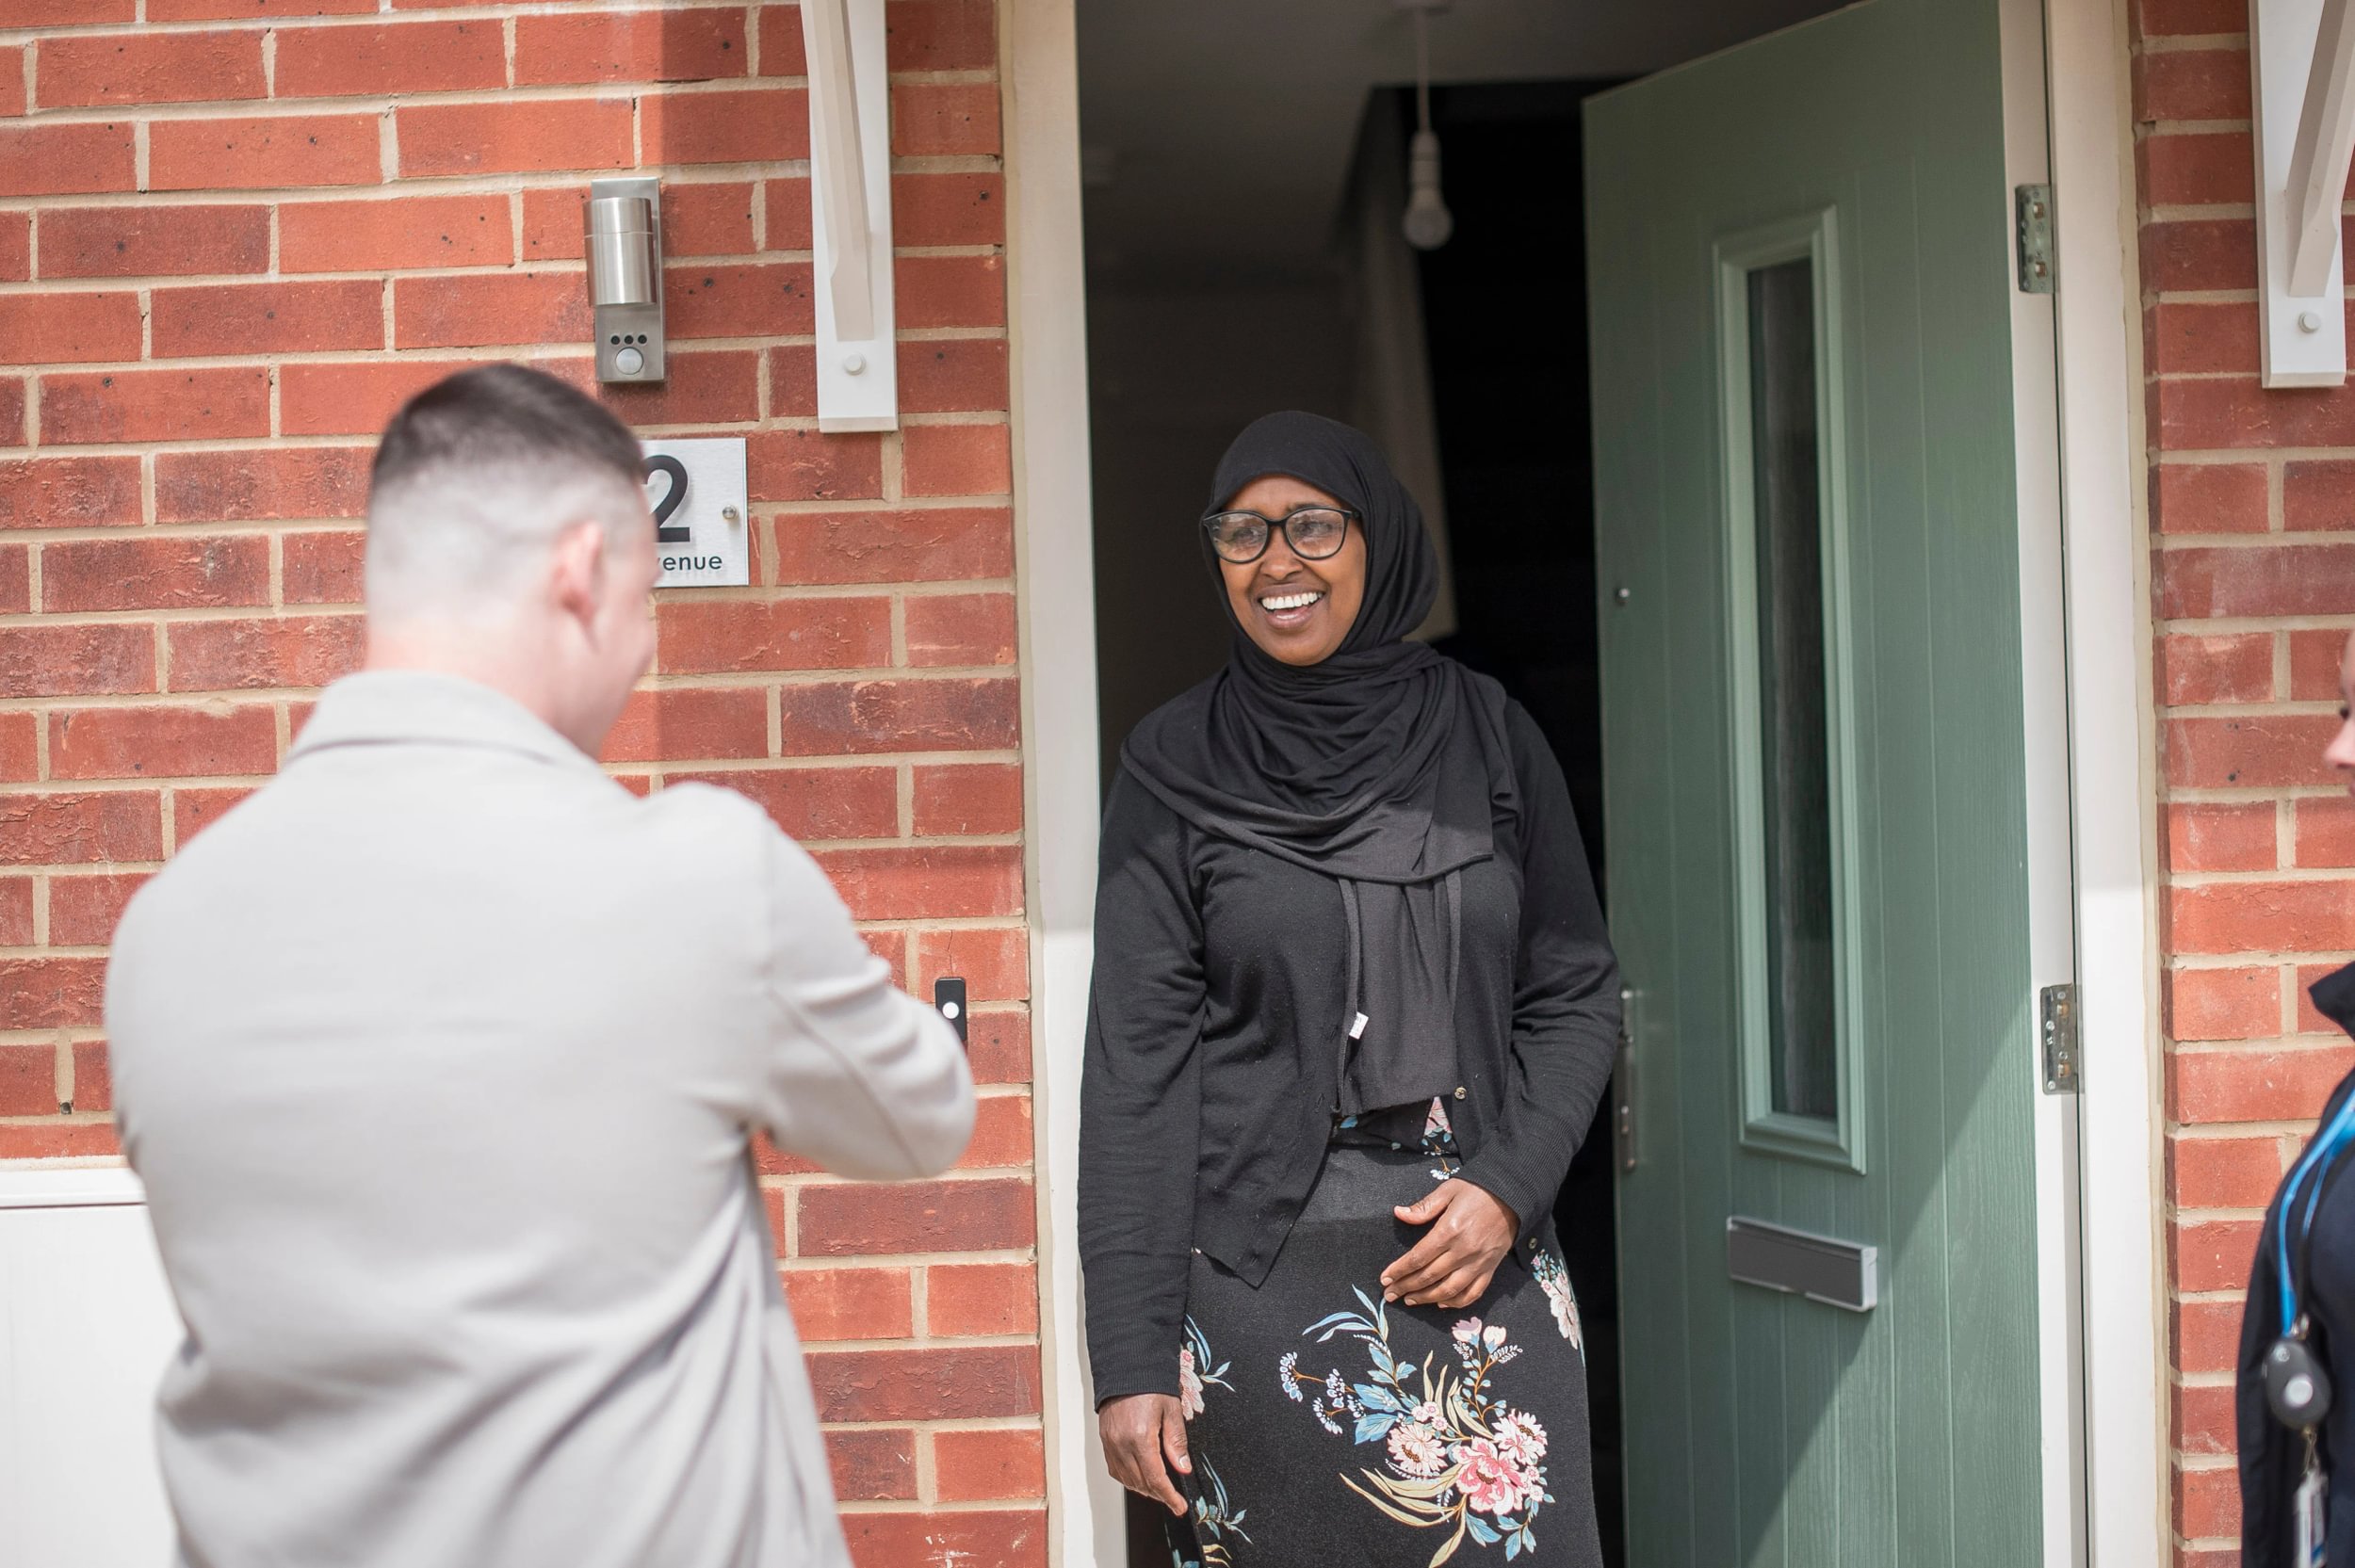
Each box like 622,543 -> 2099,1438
1746,258 -> 1838,1123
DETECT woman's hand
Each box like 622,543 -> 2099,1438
1098,1392 -> 1192,1517
1384,1179 -> 1519,1309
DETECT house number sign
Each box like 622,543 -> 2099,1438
640,437 -> 751,589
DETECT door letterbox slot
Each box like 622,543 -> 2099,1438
1726,1216 -> 1876,1313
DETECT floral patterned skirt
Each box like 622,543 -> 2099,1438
1167,1107 -> 1601,1568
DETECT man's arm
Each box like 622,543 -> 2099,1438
755,830 -> 975,1180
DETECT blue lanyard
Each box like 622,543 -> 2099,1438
2278,1091 -> 2355,1334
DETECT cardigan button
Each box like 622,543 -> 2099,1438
1453,1086 -> 1468,1100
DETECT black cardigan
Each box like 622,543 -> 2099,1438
1077,698 -> 1620,1405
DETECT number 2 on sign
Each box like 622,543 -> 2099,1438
642,455 -> 691,543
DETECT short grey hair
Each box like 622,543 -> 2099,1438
365,364 -> 648,622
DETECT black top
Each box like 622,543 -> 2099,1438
2241,963 -> 2355,1563
1079,691 -> 1621,1405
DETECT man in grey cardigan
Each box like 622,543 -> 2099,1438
105,364 -> 975,1568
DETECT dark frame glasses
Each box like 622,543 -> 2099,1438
1200,505 -> 1358,564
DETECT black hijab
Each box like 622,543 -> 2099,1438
1121,412 -> 1514,1113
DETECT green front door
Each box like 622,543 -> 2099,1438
1587,0 -> 2052,1561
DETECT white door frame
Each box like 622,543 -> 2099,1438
1001,0 -> 2166,1561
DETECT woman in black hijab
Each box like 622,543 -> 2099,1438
1080,412 -> 1620,1566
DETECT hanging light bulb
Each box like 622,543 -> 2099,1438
1401,4 -> 1452,251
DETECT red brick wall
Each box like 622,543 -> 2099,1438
2136,1 -> 2355,1559
0,4 -> 1044,1561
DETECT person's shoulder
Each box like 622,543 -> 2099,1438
635,779 -> 785,865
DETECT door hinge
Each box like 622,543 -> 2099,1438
1614,987 -> 1639,1172
2040,983 -> 2080,1093
2016,184 -> 2056,294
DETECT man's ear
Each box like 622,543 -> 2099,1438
548,521 -> 607,630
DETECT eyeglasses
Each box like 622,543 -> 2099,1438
1201,506 -> 1357,564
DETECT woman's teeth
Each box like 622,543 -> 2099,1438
1259,590 -> 1324,612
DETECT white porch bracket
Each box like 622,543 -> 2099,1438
2251,0 -> 2355,386
801,0 -> 899,430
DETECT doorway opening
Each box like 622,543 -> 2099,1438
1077,7 -> 1843,1562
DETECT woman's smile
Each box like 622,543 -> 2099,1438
1256,582 -> 1328,631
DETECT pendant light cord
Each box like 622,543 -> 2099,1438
1414,8 -> 1434,135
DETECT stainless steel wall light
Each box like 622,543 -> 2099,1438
586,176 -> 665,383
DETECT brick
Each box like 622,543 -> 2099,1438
2175,1382 -> 2235,1459
933,1428 -> 1043,1503
2140,217 -> 2255,293
0,711 -> 25,781
395,272 -> 588,350
2140,0 -> 2246,34
889,174 -> 999,251
39,30 -> 266,110
516,9 -> 747,85
2170,879 -> 2355,953
799,1173 -> 1031,1257
48,871 -> 147,947
775,507 -> 1010,583
2176,1218 -> 2264,1299
2158,375 -> 2355,449
641,87 -> 808,166
149,0 -> 375,16
0,1043 -> 55,1115
2172,1133 -> 2288,1209
275,21 -> 504,97
965,1008 -> 1027,1085
0,380 -> 18,447
2165,543 -> 2355,618
0,457 -> 141,530
593,349 -> 762,428
0,791 -> 160,865
817,844 -> 1022,920
0,292 -> 140,364
2299,962 -> 2351,1031
171,784 -> 251,848
899,338 -> 1009,413
398,100 -> 632,178
2173,1042 -> 2355,1122
808,1341 -> 1039,1423
896,254 -> 1005,330
926,1261 -> 1038,1337
39,204 -> 269,281
153,279 -> 382,359
2137,47 -> 2254,121
71,1041 -> 110,1113
169,615 -> 364,692
280,359 -> 472,438
50,705 -> 275,783
2176,1297 -> 2245,1377
2285,459 -> 2355,531
0,0 -> 130,19
906,592 -> 1015,670
754,7 -> 809,75
2165,714 -> 2336,789
2167,801 -> 2276,872
841,1509 -> 1046,1568
0,47 -> 18,117
917,926 -> 1027,1003
892,82 -> 999,156
2140,130 -> 2252,205
0,878 -> 26,946
901,423 -> 1012,499
912,761 -> 1020,835
954,1093 -> 1032,1169
2159,633 -> 2272,705
0,123 -> 134,199
776,677 -> 1017,755
0,956 -> 106,1027
156,447 -> 368,525
781,1266 -> 913,1340
2149,299 -> 2259,376
2294,628 -> 2349,698
886,0 -> 996,70
670,765 -> 897,840
658,597 -> 890,673
0,623 -> 154,699
42,368 -> 270,445
282,194 -> 511,274
2167,962 -> 2282,1040
151,114 -> 380,191
2175,1461 -> 2239,1540
765,345 -> 818,415
0,214 -> 25,283
283,529 -> 365,605
0,545 -> 26,613
43,537 -> 270,621
760,177 -> 814,251
825,1429 -> 917,1502
746,430 -> 885,505
667,261 -> 814,338
2298,797 -> 2355,866
600,687 -> 769,765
